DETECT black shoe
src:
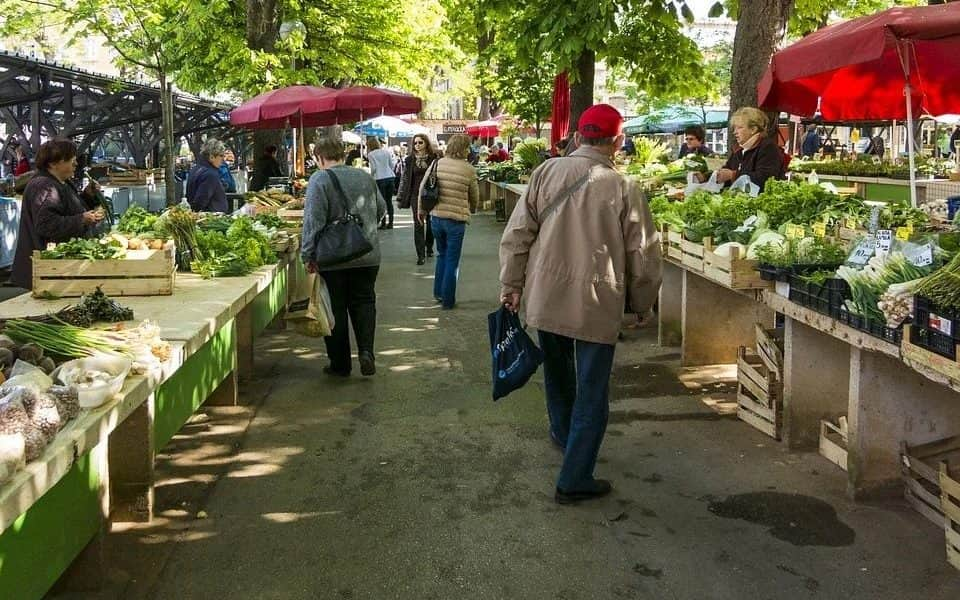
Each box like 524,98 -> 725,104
426,250 -> 434,258
386,224 -> 394,229
359,351 -> 376,376
417,257 -> 426,266
555,479 -> 613,505
323,366 -> 350,378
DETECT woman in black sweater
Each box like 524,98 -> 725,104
396,133 -> 439,265
714,107 -> 785,191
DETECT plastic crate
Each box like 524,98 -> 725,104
910,321 -> 957,360
788,274 -> 832,317
913,295 -> 960,341
838,307 -> 903,345
758,264 -> 790,282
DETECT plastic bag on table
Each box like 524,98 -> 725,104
0,360 -> 53,395
487,306 -> 544,401
730,174 -> 761,197
285,272 -> 335,337
683,171 -> 723,196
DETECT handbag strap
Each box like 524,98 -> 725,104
324,169 -> 353,217
425,158 -> 439,186
536,156 -> 608,223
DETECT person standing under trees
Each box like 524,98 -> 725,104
249,145 -> 283,192
499,104 -> 662,505
186,138 -> 229,213
677,125 -> 713,159
801,124 -> 821,158
366,137 -> 397,230
419,133 -> 478,309
397,133 -> 438,265
301,137 -> 386,378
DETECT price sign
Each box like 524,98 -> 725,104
785,224 -> 805,240
843,217 -> 859,230
848,240 -> 874,265
875,229 -> 893,252
812,222 -> 827,238
904,243 -> 934,267
895,227 -> 911,241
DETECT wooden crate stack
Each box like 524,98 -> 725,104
900,436 -> 960,528
703,242 -> 769,290
819,418 -> 848,471
940,462 -> 960,571
736,325 -> 784,439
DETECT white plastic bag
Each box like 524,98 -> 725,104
52,354 -> 132,409
0,360 -> 53,395
730,174 -> 761,197
684,171 -> 724,196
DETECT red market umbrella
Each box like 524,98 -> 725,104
757,3 -> 960,206
551,73 -> 570,155
466,120 -> 500,137
326,86 -> 423,122
229,85 -> 336,130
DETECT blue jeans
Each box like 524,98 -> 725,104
538,330 -> 616,492
431,216 -> 466,308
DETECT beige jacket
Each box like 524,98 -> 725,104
499,146 -> 662,345
421,157 -> 479,222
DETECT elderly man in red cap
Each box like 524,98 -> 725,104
498,104 -> 662,505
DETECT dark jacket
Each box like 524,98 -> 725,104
801,131 -> 821,157
678,144 -> 713,159
397,154 -> 437,210
722,138 -> 785,191
10,171 -> 95,288
186,157 -> 228,213
249,154 -> 283,192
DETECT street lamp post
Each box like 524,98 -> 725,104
280,20 -> 306,178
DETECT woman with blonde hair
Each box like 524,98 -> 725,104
418,133 -> 478,309
712,107 -> 785,190
397,133 -> 439,265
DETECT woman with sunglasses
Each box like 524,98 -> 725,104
397,134 -> 438,265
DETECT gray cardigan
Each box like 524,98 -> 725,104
301,165 -> 386,271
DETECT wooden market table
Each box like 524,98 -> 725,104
658,257 -> 960,500
0,252 -> 299,599
489,181 -> 527,222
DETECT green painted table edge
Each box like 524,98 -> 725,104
252,261 -> 289,337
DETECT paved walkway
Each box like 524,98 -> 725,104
62,211 -> 960,599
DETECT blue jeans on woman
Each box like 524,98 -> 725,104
431,216 -> 466,308
537,330 -> 616,493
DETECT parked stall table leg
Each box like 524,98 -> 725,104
108,398 -> 155,522
658,261 -> 683,347
236,304 -> 254,383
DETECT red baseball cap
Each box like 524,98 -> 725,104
578,104 -> 623,138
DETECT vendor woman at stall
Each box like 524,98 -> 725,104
9,138 -> 105,289
186,138 -> 228,213
701,107 -> 785,191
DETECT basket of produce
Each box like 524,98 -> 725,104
32,236 -> 176,298
51,354 -> 132,409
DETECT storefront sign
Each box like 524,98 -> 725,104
443,123 -> 466,134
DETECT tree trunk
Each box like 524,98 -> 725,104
476,28 -> 495,120
158,75 -> 177,206
729,0 -> 794,139
246,0 -> 281,176
569,49 -> 595,135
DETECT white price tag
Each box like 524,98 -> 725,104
743,215 -> 758,227
848,241 -> 874,265
904,243 -> 933,267
875,229 -> 893,252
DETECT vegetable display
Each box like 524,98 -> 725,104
116,206 -> 158,235
40,238 -> 125,260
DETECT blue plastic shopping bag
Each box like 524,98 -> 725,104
488,306 -> 544,401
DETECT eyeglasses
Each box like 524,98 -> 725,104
413,140 -> 425,145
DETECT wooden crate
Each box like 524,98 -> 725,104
736,347 -> 782,440
32,245 -> 176,298
665,228 -> 683,262
702,241 -> 770,290
901,436 -> 960,528
755,324 -> 784,381
681,237 -> 706,272
940,462 -> 960,571
277,208 -> 304,222
820,419 -> 848,471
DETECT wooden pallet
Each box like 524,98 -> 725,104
32,245 -> 176,298
901,436 -> 960,528
277,208 -> 304,222
755,324 -> 784,381
820,419 -> 848,471
703,242 -> 770,290
736,346 -> 782,440
941,462 -> 960,571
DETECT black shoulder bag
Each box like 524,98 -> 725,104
312,169 -> 373,268
419,158 -> 441,212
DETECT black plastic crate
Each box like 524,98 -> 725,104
913,295 -> 960,341
789,274 -> 841,318
838,307 -> 903,345
758,264 -> 790,282
910,323 -> 957,360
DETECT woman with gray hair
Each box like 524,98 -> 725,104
186,138 -> 228,212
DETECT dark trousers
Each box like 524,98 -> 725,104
376,178 -> 395,226
320,266 -> 379,374
413,208 -> 434,260
537,330 -> 616,492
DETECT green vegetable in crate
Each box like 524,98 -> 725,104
915,252 -> 960,313
254,214 -> 285,229
40,237 -> 125,260
116,206 -> 158,235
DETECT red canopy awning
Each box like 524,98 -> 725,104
757,3 -> 960,121
230,86 -> 423,130
466,120 -> 499,137
551,73 -> 570,155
